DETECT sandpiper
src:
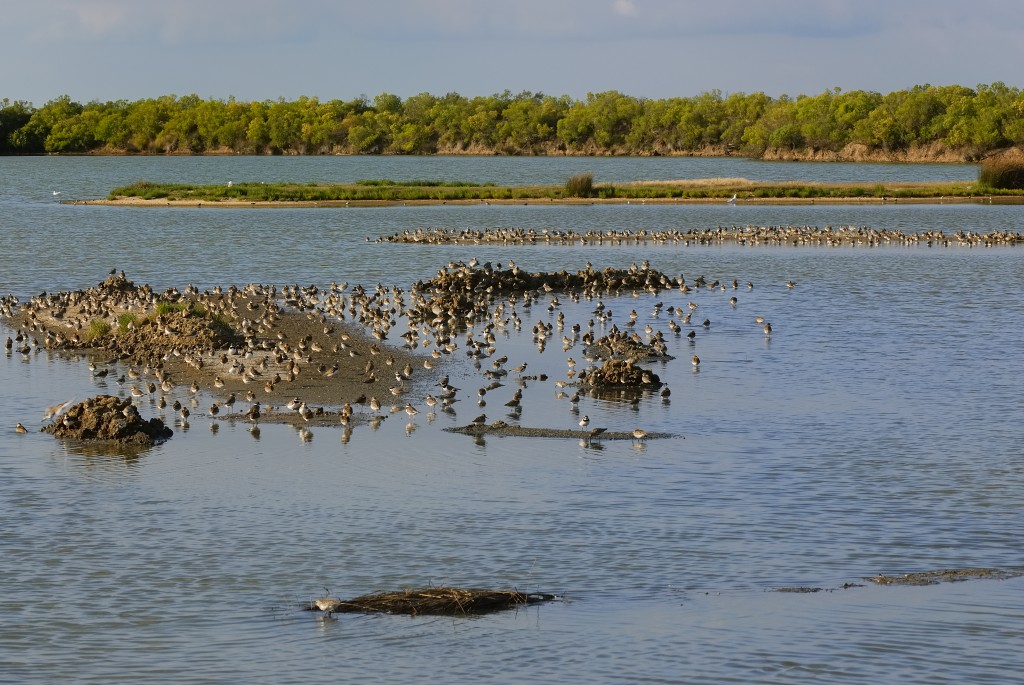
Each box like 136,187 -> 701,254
42,399 -> 73,422
314,597 -> 341,613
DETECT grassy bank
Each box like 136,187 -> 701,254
104,177 -> 1024,204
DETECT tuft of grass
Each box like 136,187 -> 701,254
87,319 -> 112,340
565,173 -> 594,198
155,301 -> 187,316
116,313 -> 138,331
978,157 -> 1024,189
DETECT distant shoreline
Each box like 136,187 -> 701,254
73,195 -> 1019,208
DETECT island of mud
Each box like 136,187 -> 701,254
5,262 -> 688,438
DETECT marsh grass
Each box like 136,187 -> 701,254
978,158 -> 1024,189
565,173 -> 594,198
108,177 -> 1018,203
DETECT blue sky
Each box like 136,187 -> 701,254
3,0 -> 1022,106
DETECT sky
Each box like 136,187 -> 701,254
3,0 -> 1023,107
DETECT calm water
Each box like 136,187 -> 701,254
2,156 -> 1023,684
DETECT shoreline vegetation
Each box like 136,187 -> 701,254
4,84 -> 1024,162
80,176 -> 1024,207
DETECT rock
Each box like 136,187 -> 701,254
41,395 -> 172,446
584,358 -> 662,389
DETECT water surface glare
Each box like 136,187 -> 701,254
1,156 -> 1022,684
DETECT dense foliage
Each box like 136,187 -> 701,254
3,83 -> 1023,158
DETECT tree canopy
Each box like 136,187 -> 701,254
2,84 -> 1022,158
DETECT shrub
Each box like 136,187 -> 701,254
565,173 -> 594,198
978,158 -> 1024,189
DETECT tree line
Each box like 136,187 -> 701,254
2,83 -> 1022,158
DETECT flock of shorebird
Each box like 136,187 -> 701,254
377,225 -> 1024,248
5,258 -> 790,445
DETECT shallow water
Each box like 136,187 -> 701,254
2,156 -> 1023,684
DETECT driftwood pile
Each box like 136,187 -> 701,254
307,586 -> 558,616
865,568 -> 1022,586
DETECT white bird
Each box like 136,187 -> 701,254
726,193 -> 737,204
52,190 -> 61,196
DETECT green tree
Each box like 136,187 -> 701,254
12,95 -> 82,152
45,109 -> 101,152
92,101 -> 131,149
0,99 -> 35,153
124,97 -> 174,152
